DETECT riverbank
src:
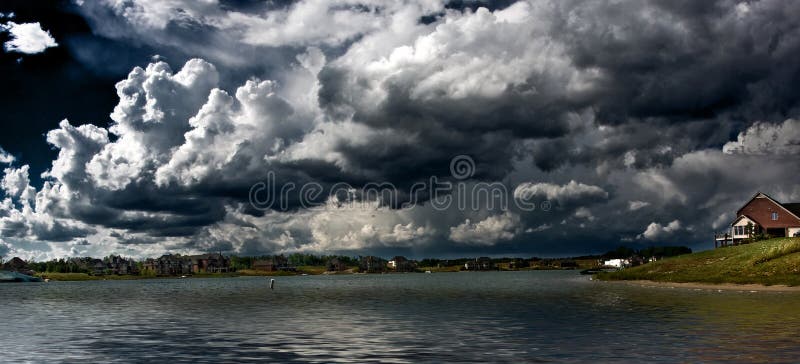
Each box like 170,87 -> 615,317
598,279 -> 800,292
597,237 -> 800,286
35,265 -> 590,281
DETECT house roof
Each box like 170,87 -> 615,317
731,215 -> 757,226
735,192 -> 800,227
2,257 -> 28,270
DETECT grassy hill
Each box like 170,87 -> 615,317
597,237 -> 800,286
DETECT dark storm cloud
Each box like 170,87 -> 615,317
556,0 -> 800,124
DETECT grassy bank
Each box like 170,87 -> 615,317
36,273 -> 149,281
597,237 -> 800,286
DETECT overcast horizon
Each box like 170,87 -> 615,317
1,0 -> 799,261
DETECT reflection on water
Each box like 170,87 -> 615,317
2,271 -> 799,362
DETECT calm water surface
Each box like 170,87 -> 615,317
2,271 -> 799,363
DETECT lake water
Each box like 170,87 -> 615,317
2,271 -> 799,363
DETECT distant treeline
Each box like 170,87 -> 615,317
16,246 -> 692,273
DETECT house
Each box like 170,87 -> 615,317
388,256 -> 416,272
253,255 -> 295,272
105,255 -> 139,275
1,257 -> 36,276
143,254 -> 194,276
464,257 -> 493,271
187,253 -> 231,273
508,258 -> 526,270
2,257 -> 29,271
476,257 -> 493,270
359,256 -> 387,273
602,258 -> 628,268
715,192 -> 800,247
326,258 -> 347,272
90,259 -> 107,275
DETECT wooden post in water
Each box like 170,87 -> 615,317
270,278 -> 275,290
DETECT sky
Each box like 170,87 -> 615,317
1,0 -> 799,261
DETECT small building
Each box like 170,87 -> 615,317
106,255 -> 139,275
143,254 -> 193,276
388,256 -> 416,272
90,259 -> 107,275
715,192 -> 800,247
1,257 -> 37,276
2,257 -> 29,272
359,256 -> 387,273
602,258 -> 628,268
464,257 -> 493,271
326,258 -> 347,272
188,253 -> 231,273
253,255 -> 295,272
508,258 -> 526,270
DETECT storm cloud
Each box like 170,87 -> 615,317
1,0 -> 799,260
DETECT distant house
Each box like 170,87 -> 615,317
508,258 -> 526,270
253,256 -> 295,272
1,257 -> 35,275
602,259 -> 628,268
359,256 -> 387,273
187,253 -> 231,273
715,192 -> 800,247
106,255 -> 139,275
143,254 -> 194,276
477,257 -> 493,270
326,258 -> 347,272
464,257 -> 493,271
388,256 -> 416,272
2,257 -> 28,271
90,259 -> 107,275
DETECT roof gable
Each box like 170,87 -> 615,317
731,215 -> 757,226
736,192 -> 800,227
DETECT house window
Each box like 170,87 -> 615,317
771,212 -> 778,220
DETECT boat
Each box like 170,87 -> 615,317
425,270 -> 432,274
0,270 -> 44,283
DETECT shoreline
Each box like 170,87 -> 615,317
599,279 -> 800,292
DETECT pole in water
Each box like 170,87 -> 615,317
270,278 -> 275,290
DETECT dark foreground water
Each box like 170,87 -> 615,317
2,271 -> 800,363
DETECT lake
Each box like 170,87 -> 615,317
2,271 -> 799,363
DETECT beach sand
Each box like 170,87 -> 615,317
599,279 -> 800,292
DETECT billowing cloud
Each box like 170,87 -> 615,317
3,1 -> 800,259
1,165 -> 35,201
1,21 -> 58,54
450,212 -> 521,246
639,220 -> 682,241
723,119 -> 800,155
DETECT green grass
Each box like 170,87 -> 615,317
597,237 -> 800,286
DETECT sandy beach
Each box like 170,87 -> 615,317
599,279 -> 800,292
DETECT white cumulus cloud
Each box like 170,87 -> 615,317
638,220 -> 681,240
1,21 -> 58,54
